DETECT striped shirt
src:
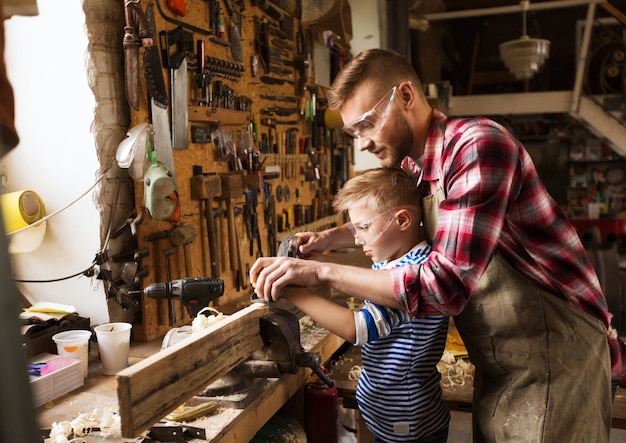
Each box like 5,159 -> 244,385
355,241 -> 449,442
393,109 -> 625,384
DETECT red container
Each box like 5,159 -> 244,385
305,381 -> 338,443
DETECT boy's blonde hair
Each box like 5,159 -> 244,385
332,167 -> 422,215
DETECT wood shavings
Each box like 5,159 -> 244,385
437,352 -> 474,388
346,297 -> 359,310
192,307 -> 227,332
45,406 -> 122,442
347,365 -> 362,381
299,315 -> 314,328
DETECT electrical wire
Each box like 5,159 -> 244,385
6,166 -> 109,236
11,165 -> 123,284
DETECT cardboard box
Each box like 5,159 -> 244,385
29,353 -> 84,407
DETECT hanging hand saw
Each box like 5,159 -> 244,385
160,26 -> 193,149
146,2 -> 180,222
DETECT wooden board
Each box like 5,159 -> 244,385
117,302 -> 268,437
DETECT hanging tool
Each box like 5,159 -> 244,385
163,246 -> 178,325
259,75 -> 294,85
155,0 -> 210,35
144,230 -> 171,325
223,0 -> 245,62
260,94 -> 297,103
166,0 -> 186,16
271,37 -> 294,50
160,26 -> 193,149
260,117 -> 298,128
123,0 -> 144,110
255,0 -> 284,22
142,2 -> 169,109
190,168 -> 222,277
143,132 -> 177,221
243,189 -> 261,257
195,39 -> 211,106
170,223 -> 198,278
263,182 -> 277,256
219,173 -> 245,290
256,17 -> 270,74
261,106 -> 298,117
144,0 -> 180,222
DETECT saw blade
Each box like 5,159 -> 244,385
123,29 -> 140,111
150,98 -> 177,187
144,2 -> 169,109
171,58 -> 188,149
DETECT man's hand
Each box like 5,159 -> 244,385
249,256 -> 323,302
296,224 -> 354,256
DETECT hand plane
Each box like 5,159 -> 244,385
250,235 -> 299,303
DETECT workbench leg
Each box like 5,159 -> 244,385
355,410 -> 373,443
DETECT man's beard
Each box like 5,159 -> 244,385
379,116 -> 414,168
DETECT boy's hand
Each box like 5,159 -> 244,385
249,256 -> 322,302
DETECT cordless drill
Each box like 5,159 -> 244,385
133,277 -> 224,317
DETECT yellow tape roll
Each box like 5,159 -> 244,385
1,190 -> 47,253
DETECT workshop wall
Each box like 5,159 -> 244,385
120,0 -> 355,340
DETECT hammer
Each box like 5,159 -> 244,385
219,172 -> 245,291
144,229 -> 171,325
190,167 -> 222,277
171,223 -> 198,278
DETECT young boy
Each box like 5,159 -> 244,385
284,167 -> 449,443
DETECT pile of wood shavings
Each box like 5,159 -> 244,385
192,306 -> 226,332
45,405 -> 123,442
299,315 -> 328,351
436,351 -> 474,387
347,365 -> 362,381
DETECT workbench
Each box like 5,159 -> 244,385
35,307 -> 345,442
34,300 -> 626,442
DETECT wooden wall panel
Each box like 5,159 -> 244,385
127,0 -> 350,340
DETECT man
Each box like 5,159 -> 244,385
250,48 -> 626,442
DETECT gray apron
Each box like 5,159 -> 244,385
422,183 -> 612,443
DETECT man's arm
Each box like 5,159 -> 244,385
250,257 -> 400,309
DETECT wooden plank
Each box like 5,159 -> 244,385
117,303 -> 268,437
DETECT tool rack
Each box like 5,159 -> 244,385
125,0 -> 352,341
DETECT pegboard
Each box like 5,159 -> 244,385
122,0 -> 352,340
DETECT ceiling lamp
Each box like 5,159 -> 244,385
499,0 -> 550,80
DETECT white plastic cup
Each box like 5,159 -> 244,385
52,329 -> 92,377
94,322 -> 132,375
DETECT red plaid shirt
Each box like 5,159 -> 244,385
393,109 -> 626,383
